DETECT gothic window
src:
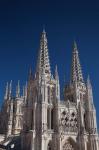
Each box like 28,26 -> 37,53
47,108 -> 50,129
51,87 -> 55,102
48,141 -> 52,150
48,87 -> 50,103
84,113 -> 87,131
60,110 -> 77,132
31,110 -> 33,130
51,109 -> 54,129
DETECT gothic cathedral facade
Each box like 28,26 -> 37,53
0,30 -> 99,150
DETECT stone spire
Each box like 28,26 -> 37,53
86,76 -> 98,134
23,81 -> 27,101
16,80 -> 20,98
4,82 -> 9,100
36,29 -> 51,79
71,41 -> 84,84
86,76 -> 94,109
55,65 -> 60,100
9,80 -> 12,99
55,65 -> 59,80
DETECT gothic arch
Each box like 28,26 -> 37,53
47,141 -> 52,150
47,108 -> 50,129
51,108 -> 54,129
47,107 -> 54,129
62,137 -> 78,150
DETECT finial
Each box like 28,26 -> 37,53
18,80 -> 20,93
73,40 -> 77,50
55,65 -> 58,72
43,25 -> 46,33
25,81 -> 27,98
4,82 -> 9,99
55,65 -> 59,80
87,75 -> 92,89
16,80 -> 20,98
9,80 -> 12,98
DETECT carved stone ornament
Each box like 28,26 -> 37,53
63,142 -> 74,150
60,110 -> 77,132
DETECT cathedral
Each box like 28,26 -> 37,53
0,30 -> 99,150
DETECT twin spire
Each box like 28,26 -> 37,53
71,41 -> 84,84
4,31 -> 85,100
37,30 -> 84,84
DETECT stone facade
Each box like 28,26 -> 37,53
0,30 -> 99,150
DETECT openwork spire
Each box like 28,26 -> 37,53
71,41 -> 84,84
36,29 -> 51,78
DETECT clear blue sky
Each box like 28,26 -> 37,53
0,0 -> 99,126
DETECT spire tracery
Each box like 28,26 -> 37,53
71,41 -> 84,84
36,30 -> 51,78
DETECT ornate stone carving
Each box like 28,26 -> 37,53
60,110 -> 77,132
63,142 -> 74,150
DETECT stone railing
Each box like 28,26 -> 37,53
60,126 -> 78,133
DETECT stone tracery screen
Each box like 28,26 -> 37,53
60,109 -> 77,132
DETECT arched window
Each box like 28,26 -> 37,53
48,86 -> 50,103
63,138 -> 78,150
51,109 -> 54,129
48,141 -> 52,150
84,113 -> 87,130
47,108 -> 50,129
31,110 -> 33,130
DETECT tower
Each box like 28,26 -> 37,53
64,41 -> 86,105
85,76 -> 99,150
34,30 -> 60,150
0,30 -> 98,150
21,30 -> 60,150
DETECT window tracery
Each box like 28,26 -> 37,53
63,142 -> 74,150
60,110 -> 77,132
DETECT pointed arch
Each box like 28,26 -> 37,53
51,108 -> 54,129
63,137 -> 78,150
47,141 -> 52,150
47,108 -> 50,129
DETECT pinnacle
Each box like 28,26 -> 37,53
16,80 -> 20,97
73,40 -> 78,51
55,65 -> 59,79
87,75 -> 92,89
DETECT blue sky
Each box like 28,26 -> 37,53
0,0 -> 99,126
